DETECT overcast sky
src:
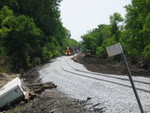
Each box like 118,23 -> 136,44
60,0 -> 131,41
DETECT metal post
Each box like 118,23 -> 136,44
121,53 -> 144,113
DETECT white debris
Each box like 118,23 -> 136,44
0,77 -> 26,108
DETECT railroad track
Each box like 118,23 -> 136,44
59,57 -> 150,93
66,58 -> 150,85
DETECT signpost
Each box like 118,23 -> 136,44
106,43 -> 123,57
106,43 -> 144,113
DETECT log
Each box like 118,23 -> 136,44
29,82 -> 57,94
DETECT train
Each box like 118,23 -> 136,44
65,47 -> 79,55
65,47 -> 72,55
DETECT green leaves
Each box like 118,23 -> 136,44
82,0 -> 150,68
142,44 -> 150,60
6,16 -> 42,68
124,0 -> 150,64
110,13 -> 123,41
0,0 -> 70,70
0,6 -> 43,69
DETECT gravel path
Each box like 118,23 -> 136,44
39,55 -> 150,113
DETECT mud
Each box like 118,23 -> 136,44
73,54 -> 150,77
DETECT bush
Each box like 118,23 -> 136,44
0,56 -> 12,73
96,46 -> 106,58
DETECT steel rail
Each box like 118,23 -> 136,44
66,59 -> 150,85
60,59 -> 150,94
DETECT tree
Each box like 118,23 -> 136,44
110,12 -> 123,41
81,32 -> 97,54
81,24 -> 114,57
0,6 -> 14,55
0,6 -> 43,69
0,0 -> 65,46
124,0 -> 150,66
0,1 -> 70,70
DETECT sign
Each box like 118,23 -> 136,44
106,43 -> 123,57
106,43 -> 144,113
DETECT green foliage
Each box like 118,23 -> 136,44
123,0 -> 150,64
0,0 -> 149,70
81,33 -> 96,53
2,15 -> 42,68
0,0 -> 65,46
96,36 -> 117,58
64,38 -> 79,48
41,47 -> 53,61
49,38 -> 62,58
0,6 -> 13,23
0,0 -> 70,70
142,44 -> 150,60
81,23 -> 119,57
63,38 -> 80,54
96,46 -> 106,58
81,1 -> 150,67
0,6 -> 42,69
110,12 -> 123,38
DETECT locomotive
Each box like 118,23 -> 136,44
65,47 -> 72,55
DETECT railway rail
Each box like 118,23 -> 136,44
59,57 -> 150,93
66,58 -> 150,85
39,56 -> 150,113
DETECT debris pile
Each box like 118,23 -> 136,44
25,82 -> 57,100
0,77 -> 57,109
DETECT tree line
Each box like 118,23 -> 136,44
0,0 -> 79,72
81,0 -> 150,69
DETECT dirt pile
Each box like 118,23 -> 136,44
73,54 -> 150,77
14,89 -> 102,113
